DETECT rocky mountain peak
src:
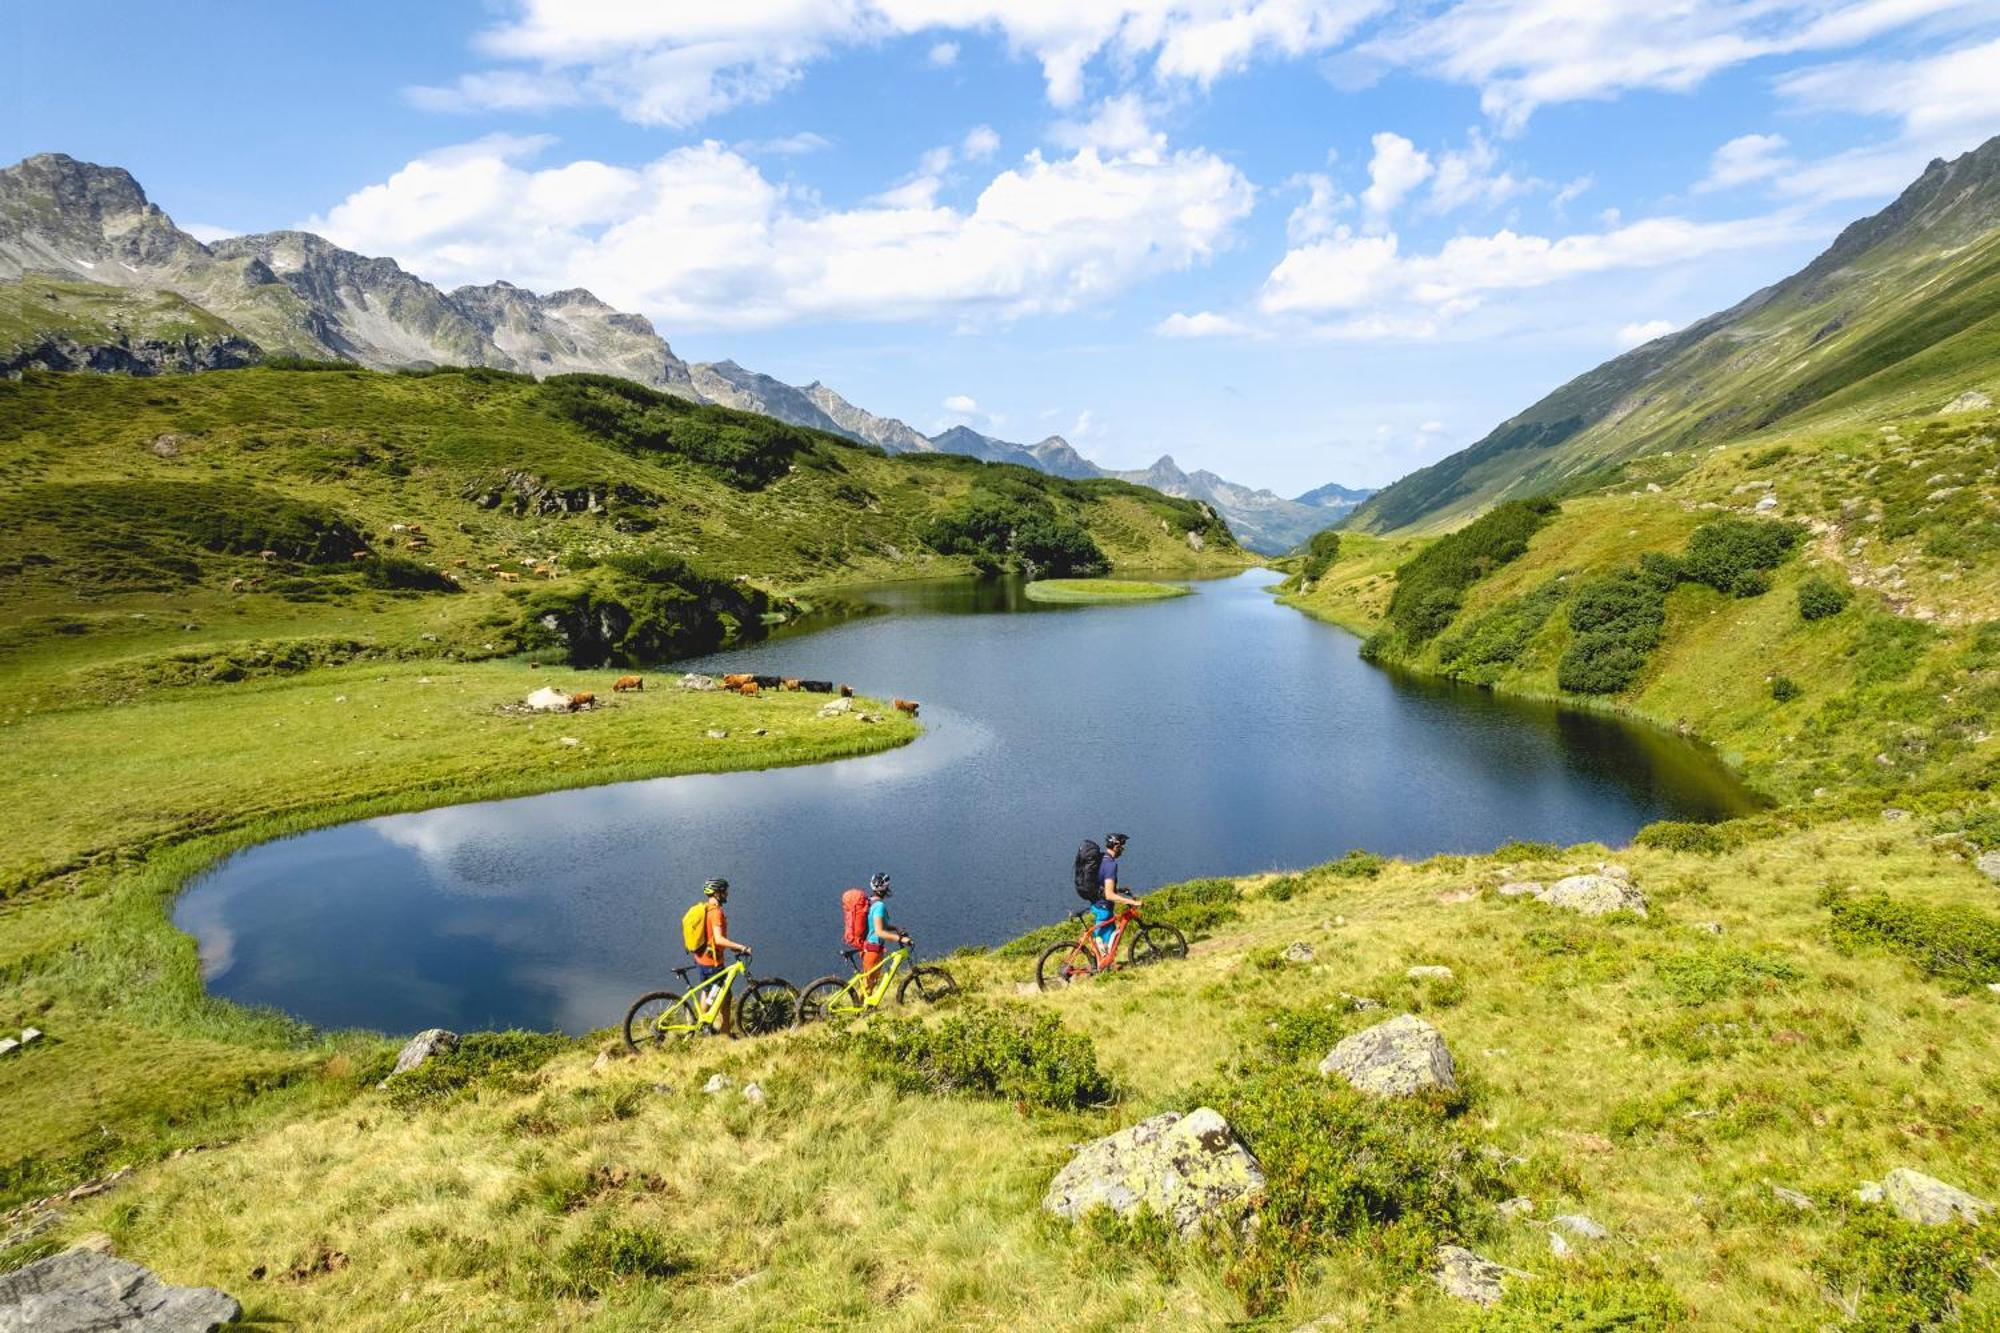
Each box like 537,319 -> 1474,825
4,153 -> 152,220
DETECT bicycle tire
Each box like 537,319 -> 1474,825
795,975 -> 855,1025
898,965 -> 959,1006
737,978 -> 799,1036
1036,939 -> 1096,991
1130,922 -> 1189,966
623,989 -> 691,1052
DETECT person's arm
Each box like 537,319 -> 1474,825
713,930 -> 750,955
1103,870 -> 1140,908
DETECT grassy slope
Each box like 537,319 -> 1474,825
0,275 -> 244,352
1287,402 -> 2000,804
1022,578 -> 1191,603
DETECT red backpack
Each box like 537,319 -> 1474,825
841,888 -> 869,949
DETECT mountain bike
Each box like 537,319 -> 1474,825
622,957 -> 799,1051
794,939 -> 959,1023
1035,903 -> 1187,990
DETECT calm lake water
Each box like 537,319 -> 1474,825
175,570 -> 1757,1035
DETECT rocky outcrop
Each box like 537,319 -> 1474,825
390,1028 -> 457,1077
1538,869 -> 1648,917
464,471 -> 661,521
1940,390 -> 1993,414
1043,1108 -> 1265,1236
1436,1244 -> 1528,1306
1881,1168 -> 1994,1225
0,1249 -> 240,1331
1,332 -> 259,377
1319,1015 -> 1458,1097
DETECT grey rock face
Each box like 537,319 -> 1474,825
1435,1244 -> 1524,1306
678,673 -> 719,691
1282,941 -> 1315,964
1975,850 -> 2000,882
389,1028 -> 457,1078
1538,874 -> 1648,917
1881,1168 -> 1995,1225
1043,1108 -> 1265,1236
1940,390 -> 1994,413
1319,1014 -> 1458,1097
1769,1184 -> 1815,1211
0,1249 -> 240,1332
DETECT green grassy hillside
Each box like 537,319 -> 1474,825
1349,135 -> 2000,535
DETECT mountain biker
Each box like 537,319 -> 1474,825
691,877 -> 752,1034
1092,833 -> 1138,962
860,872 -> 909,985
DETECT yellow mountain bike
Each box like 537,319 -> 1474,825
622,958 -> 798,1051
793,939 -> 958,1023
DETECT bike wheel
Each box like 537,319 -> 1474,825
1036,939 -> 1097,991
1130,922 -> 1189,967
737,979 -> 799,1037
898,965 -> 959,1006
795,975 -> 856,1025
623,989 -> 695,1052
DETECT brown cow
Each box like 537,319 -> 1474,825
498,571 -> 521,583
839,684 -> 854,698
782,678 -> 802,691
487,563 -> 502,572
722,673 -> 755,688
568,691 -> 597,711
894,699 -> 920,717
736,681 -> 760,697
613,675 -> 643,693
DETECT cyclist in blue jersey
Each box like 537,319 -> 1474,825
860,872 -> 909,984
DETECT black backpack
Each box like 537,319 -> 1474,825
1074,840 -> 1105,902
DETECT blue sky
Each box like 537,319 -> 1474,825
7,2 -> 2000,492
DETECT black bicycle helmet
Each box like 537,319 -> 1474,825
1106,833 -> 1129,851
703,877 -> 730,898
869,871 -> 892,897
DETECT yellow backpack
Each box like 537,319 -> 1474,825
681,902 -> 708,954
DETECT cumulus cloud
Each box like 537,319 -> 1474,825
1155,310 -> 1255,337
962,125 -> 1002,161
734,131 -> 833,157
1695,133 -> 1793,193
1615,319 -> 1680,348
308,133 -> 1256,332
1285,171 -> 1352,244
943,393 -> 981,414
1360,132 -> 1432,222
1049,93 -> 1166,154
416,0 -> 1390,126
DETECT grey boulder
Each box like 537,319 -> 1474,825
1319,1014 -> 1458,1097
1882,1168 -> 1994,1225
0,1249 -> 239,1332
677,673 -> 719,691
389,1028 -> 457,1078
1538,874 -> 1648,917
1043,1108 -> 1265,1236
1436,1244 -> 1529,1306
1976,850 -> 2000,883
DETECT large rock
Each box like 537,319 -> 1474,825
1975,850 -> 2000,883
1436,1244 -> 1527,1306
1319,1014 -> 1458,1097
389,1028 -> 457,1077
0,1249 -> 240,1331
1881,1168 -> 1995,1225
1538,874 -> 1647,918
677,673 -> 719,691
1940,390 -> 1994,414
1043,1108 -> 1265,1236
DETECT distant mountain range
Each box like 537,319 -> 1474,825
0,153 -> 1365,554
1349,132 -> 2000,534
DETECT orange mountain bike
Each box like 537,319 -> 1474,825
1035,902 -> 1187,990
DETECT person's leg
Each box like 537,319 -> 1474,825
1090,902 -> 1115,960
859,947 -> 884,999
697,962 -> 729,1035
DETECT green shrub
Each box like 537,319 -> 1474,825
1298,528 -> 1342,582
1847,615 -> 1933,685
360,554 -> 458,593
1654,948 -> 1801,1005
1634,821 -> 1726,855
1811,1210 -> 2000,1331
1680,518 -> 1804,596
1772,675 -> 1803,702
1465,1264 -> 1689,1331
1205,1067 -> 1494,1313
548,1224 -> 684,1298
1798,574 -> 1852,621
1825,889 -> 2000,987
508,551 -> 772,667
382,1031 -> 571,1110
1558,564 -> 1671,694
540,373 -> 809,488
1437,578 -> 1568,684
1325,849 -> 1387,879
1386,499 -> 1559,645
1493,840 -> 1560,862
1145,877 -> 1243,935
845,1002 -> 1113,1110
921,490 -> 1107,577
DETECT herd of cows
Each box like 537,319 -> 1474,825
550,673 -> 922,718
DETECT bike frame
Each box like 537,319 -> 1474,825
1082,906 -> 1142,967
663,958 -> 746,1031
828,946 -> 910,1013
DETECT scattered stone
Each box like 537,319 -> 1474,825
752,728 -> 767,736
1755,494 -> 1779,512
1975,851 -> 2000,883
678,673 -> 720,691
386,1029 -> 457,1081
1882,808 -> 1910,822
0,1039 -> 17,1058
1769,1184 -> 1815,1212
1406,965 -> 1455,981
1881,1168 -> 1995,1225
1282,941 -> 1315,964
559,736 -> 580,748
1692,921 -> 1724,935
1856,1181 -> 1885,1205
743,1083 -> 767,1107
705,729 -> 729,740
1496,880 -> 1543,898
0,1249 -> 240,1331
1549,1233 -> 1576,1259
1552,1214 -> 1609,1241
1042,1108 -> 1265,1236
523,686 -> 571,713
1498,1196 -> 1535,1219
817,698 -> 854,718
1436,1244 -> 1529,1306
1940,390 -> 1993,414
1539,874 -> 1648,917
1319,1014 -> 1458,1098
65,1169 -> 132,1203
702,1074 -> 735,1095
1989,983 -> 2000,995
1436,887 -> 1479,905
1340,993 -> 1385,1012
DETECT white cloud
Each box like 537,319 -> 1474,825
943,393 -> 981,414
1285,171 -> 1352,244
1360,131 -> 1432,222
1049,93 -> 1166,154
734,131 -> 833,157
422,1 -> 1389,126
1425,128 -> 1530,213
1155,310 -> 1255,337
1070,408 -> 1099,437
1695,133 -> 1793,193
312,133 -> 1254,331
962,125 -> 1001,161
1368,0 -> 1990,133
1615,318 -> 1680,348
184,222 -> 239,244
1551,175 -> 1593,211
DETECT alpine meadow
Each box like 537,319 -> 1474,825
4,6 -> 2000,1332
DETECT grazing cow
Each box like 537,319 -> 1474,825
799,680 -> 833,693
568,691 -> 597,711
228,577 -> 245,591
498,571 -> 520,583
487,563 -> 502,572
613,675 -> 643,693
258,549 -> 277,563
839,684 -> 853,698
722,673 -> 755,688
737,682 -> 760,697
452,559 -> 469,568
753,674 -> 784,690
405,539 -> 427,550
391,523 -> 408,533
894,699 -> 920,717
782,678 -> 802,691
538,566 -> 557,579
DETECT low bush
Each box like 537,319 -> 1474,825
1465,1263 -> 1689,1331
1385,499 -> 1559,645
1825,889 -> 2000,987
1653,948 -> 1802,1005
1436,578 -> 1568,684
1811,1210 -> 2000,1331
546,1224 -> 684,1298
382,1031 -> 571,1110
845,1002 -> 1114,1110
540,373 -> 809,488
1798,574 -> 1852,621
1144,876 -> 1243,935
1557,564 -> 1672,694
1680,517 -> 1804,596
1772,675 -> 1803,702
1298,528 -> 1342,583
921,490 -> 1108,578
1324,849 -> 1387,879
508,551 -> 772,667
1634,820 -> 1726,855
1493,839 -> 1560,862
